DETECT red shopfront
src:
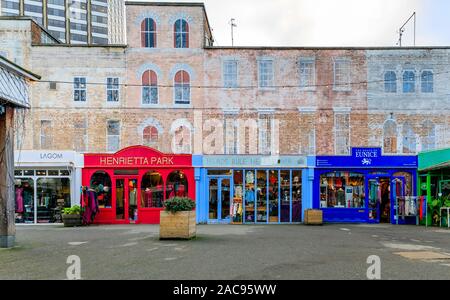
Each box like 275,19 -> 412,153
82,146 -> 194,224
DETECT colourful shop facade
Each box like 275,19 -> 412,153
81,146 -> 194,225
313,148 -> 418,224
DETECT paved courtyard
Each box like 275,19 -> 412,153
1,224 -> 450,280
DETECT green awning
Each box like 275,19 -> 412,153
419,148 -> 450,172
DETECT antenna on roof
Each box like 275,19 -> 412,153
229,18 -> 237,47
397,12 -> 416,47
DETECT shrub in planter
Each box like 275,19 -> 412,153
160,197 -> 196,240
62,205 -> 83,227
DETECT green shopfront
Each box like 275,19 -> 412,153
194,155 -> 314,224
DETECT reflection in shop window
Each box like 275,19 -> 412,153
268,170 -> 279,223
15,178 -> 34,223
320,172 -> 365,209
244,170 -> 256,223
393,172 -> 413,196
166,171 -> 188,199
141,171 -> 164,208
256,170 -> 267,223
36,178 -> 71,223
280,170 -> 291,222
90,171 -> 112,208
292,170 -> 302,222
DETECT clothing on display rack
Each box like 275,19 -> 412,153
15,188 -> 24,213
81,188 -> 99,225
245,189 -> 255,203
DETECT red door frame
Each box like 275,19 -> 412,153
82,146 -> 194,225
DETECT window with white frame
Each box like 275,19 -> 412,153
74,118 -> 87,152
74,77 -> 86,102
223,60 -> 238,88
403,70 -> 416,93
142,70 -> 158,104
422,120 -> 436,151
173,126 -> 191,154
258,59 -> 274,88
107,77 -> 119,102
174,70 -> 190,105
40,120 -> 52,149
384,71 -> 397,93
383,119 -> 398,154
402,122 -> 416,154
335,113 -> 350,155
143,126 -> 159,149
107,120 -> 120,152
299,59 -> 315,89
258,114 -> 273,155
421,70 -> 433,93
224,116 -> 238,154
333,59 -> 351,90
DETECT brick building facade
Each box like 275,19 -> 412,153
0,2 -> 448,157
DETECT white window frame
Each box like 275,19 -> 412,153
106,77 -> 120,103
107,120 -> 120,153
333,58 -> 351,91
173,71 -> 191,106
299,58 -> 316,91
258,113 -> 274,155
223,60 -> 238,88
258,59 -> 274,89
73,76 -> 87,102
334,112 -> 351,155
402,69 -> 416,93
421,69 -> 434,94
142,71 -> 159,105
40,120 -> 52,150
384,70 -> 397,93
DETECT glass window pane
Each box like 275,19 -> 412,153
24,170 -> 35,176
90,171 -> 112,209
244,170 -> 256,223
268,170 -> 279,223
292,170 -> 302,222
48,170 -> 59,176
232,170 -> 244,223
116,179 -> 125,220
320,172 -> 365,209
256,170 -> 267,223
36,178 -> 71,223
141,172 -> 164,208
166,171 -> 188,199
15,178 -> 34,224
280,170 -> 291,222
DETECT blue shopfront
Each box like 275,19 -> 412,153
194,155 -> 314,224
314,148 -> 418,224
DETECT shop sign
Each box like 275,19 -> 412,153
202,155 -> 307,168
15,151 -> 77,163
316,148 -> 417,168
84,146 -> 192,168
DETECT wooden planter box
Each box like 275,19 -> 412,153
62,214 -> 82,227
304,210 -> 323,225
160,211 -> 196,240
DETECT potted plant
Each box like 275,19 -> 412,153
160,197 -> 196,240
62,205 -> 83,227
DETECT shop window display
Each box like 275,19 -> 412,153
320,172 -> 365,209
268,170 -> 279,223
166,171 -> 188,199
141,171 -> 164,208
232,170 -> 243,224
256,170 -> 267,223
15,178 -> 34,223
292,170 -> 302,222
244,170 -> 256,223
90,171 -> 112,209
36,178 -> 70,223
280,170 -> 291,222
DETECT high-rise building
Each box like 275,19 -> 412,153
0,0 -> 125,44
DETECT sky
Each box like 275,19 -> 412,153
140,0 -> 450,47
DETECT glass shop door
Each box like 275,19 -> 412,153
115,178 -> 138,223
367,176 -> 381,224
208,177 -> 232,223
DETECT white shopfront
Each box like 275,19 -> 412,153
14,151 -> 83,224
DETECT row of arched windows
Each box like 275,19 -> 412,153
141,70 -> 191,105
384,70 -> 433,93
383,119 -> 436,154
141,18 -> 189,48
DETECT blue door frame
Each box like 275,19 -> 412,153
207,176 -> 233,224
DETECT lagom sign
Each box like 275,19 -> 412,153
40,153 -> 64,160
316,148 -> 418,168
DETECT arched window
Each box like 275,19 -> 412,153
422,120 -> 436,151
141,18 -> 156,48
90,171 -> 112,209
421,70 -> 433,93
142,70 -> 158,104
403,70 -> 415,93
174,19 -> 189,48
384,71 -> 397,93
141,171 -> 164,208
143,126 -> 159,147
173,126 -> 191,154
402,122 -> 416,154
174,70 -> 190,104
166,171 -> 188,200
383,119 -> 398,154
